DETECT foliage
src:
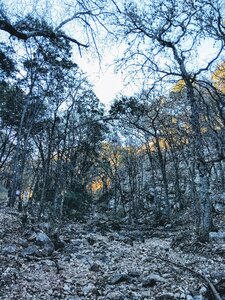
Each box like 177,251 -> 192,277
212,62 -> 225,93
171,80 -> 186,93
64,186 -> 92,220
0,43 -> 15,76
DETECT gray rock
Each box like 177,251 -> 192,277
72,239 -> 83,247
35,231 -> 55,255
128,270 -> 141,277
142,273 -> 166,287
82,283 -> 95,296
156,293 -> 176,300
27,232 -> 37,241
199,286 -> 207,295
35,231 -> 52,245
209,231 -> 225,242
63,284 -> 71,292
18,238 -> 28,247
21,245 -> 38,257
106,291 -> 124,300
39,222 -> 51,231
110,274 -> 129,284
214,203 -> 224,212
141,290 -> 151,297
193,296 -> 204,300
89,263 -> 101,272
2,244 -> 17,254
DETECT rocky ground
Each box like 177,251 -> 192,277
0,197 -> 225,300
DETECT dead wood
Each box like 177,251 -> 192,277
151,254 -> 222,300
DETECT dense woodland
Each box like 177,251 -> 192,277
0,1 -> 225,299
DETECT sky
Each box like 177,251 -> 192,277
75,53 -> 125,108
2,0 -> 223,109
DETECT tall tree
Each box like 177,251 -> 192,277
110,0 -> 225,240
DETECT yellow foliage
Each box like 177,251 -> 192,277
90,179 -> 103,192
171,79 -> 186,93
212,62 -> 225,93
171,117 -> 178,124
100,142 -> 122,169
89,177 -> 111,192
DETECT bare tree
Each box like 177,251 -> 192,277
110,0 -> 225,240
0,0 -> 110,52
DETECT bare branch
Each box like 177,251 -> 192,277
0,19 -> 89,48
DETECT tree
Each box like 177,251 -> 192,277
0,0 -> 112,54
110,93 -> 183,222
212,62 -> 225,93
110,0 -> 225,240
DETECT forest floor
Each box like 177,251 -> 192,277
0,192 -> 225,300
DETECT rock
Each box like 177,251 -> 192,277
165,224 -> 172,229
35,231 -> 52,245
38,222 -> 51,231
156,293 -> 176,300
209,231 -> 225,242
72,239 -> 83,247
106,291 -> 124,300
128,270 -> 141,278
141,290 -> 151,297
214,203 -> 224,212
21,245 -> 39,257
2,244 -> 17,254
220,192 -> 225,201
63,284 -> 71,292
211,271 -> 225,280
89,263 -> 101,272
26,232 -> 37,241
142,273 -> 166,287
35,231 -> 55,255
193,296 -> 204,300
82,283 -> 95,296
199,286 -> 207,295
18,238 -> 28,247
86,235 -> 96,245
110,274 -> 129,284
119,235 -> 134,246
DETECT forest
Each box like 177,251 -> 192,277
0,0 -> 225,299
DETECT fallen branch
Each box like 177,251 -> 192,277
201,273 -> 222,300
151,254 -> 222,300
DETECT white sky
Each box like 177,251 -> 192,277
73,35 -> 142,108
75,54 -> 125,108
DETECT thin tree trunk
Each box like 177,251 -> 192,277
187,82 -> 213,241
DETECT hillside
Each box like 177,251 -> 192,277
0,196 -> 225,300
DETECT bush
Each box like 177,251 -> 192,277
64,186 -> 91,219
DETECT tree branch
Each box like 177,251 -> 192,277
0,19 -> 89,48
0,19 -> 28,39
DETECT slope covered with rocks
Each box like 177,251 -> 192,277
0,198 -> 225,300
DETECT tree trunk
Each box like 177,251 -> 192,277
187,82 -> 213,241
